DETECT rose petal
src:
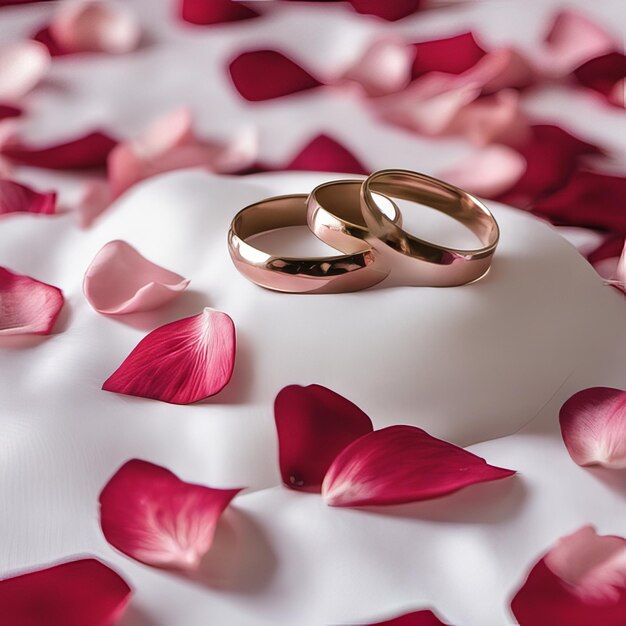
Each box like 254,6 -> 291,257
84,240 -> 190,315
76,178 -> 112,228
464,48 -> 536,94
322,425 -> 515,507
0,41 -> 50,102
3,131 -> 117,169
100,459 -> 242,570
0,179 -> 56,216
364,609 -> 453,625
285,134 -> 367,174
440,145 -> 526,198
275,384 -> 374,492
0,267 -> 64,336
33,25 -> 68,57
0,558 -> 131,626
574,53 -> 626,105
0,104 -> 21,120
511,526 -> 626,626
411,32 -> 486,79
588,235 -> 625,284
559,387 -> 626,468
228,50 -> 322,101
348,0 -> 423,22
180,0 -> 259,25
46,0 -> 140,55
531,171 -> 626,234
102,307 -> 236,404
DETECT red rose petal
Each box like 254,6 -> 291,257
0,558 -> 131,626
588,235 -> 625,278
228,50 -> 322,101
33,25 -> 68,57
102,307 -> 236,404
322,425 -> 515,507
180,0 -> 259,25
0,267 -> 64,336
275,384 -> 374,492
0,104 -> 21,120
84,240 -> 190,315
365,609 -> 453,625
100,459 -> 242,570
411,32 -> 486,79
348,0 -> 423,22
0,0 -> 53,5
511,526 -> 626,626
574,52 -> 626,104
0,179 -> 56,216
3,131 -> 117,169
285,134 -> 367,174
559,387 -> 626,468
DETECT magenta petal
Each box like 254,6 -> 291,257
0,179 -> 56,216
228,50 -> 322,101
511,526 -> 626,626
574,52 -> 626,104
84,240 -> 189,315
411,32 -> 486,79
559,387 -> 626,468
285,134 -> 367,174
322,425 -> 515,507
364,609 -> 453,625
348,0 -> 423,21
180,0 -> 259,25
275,384 -> 374,492
103,308 -> 236,404
0,267 -> 64,335
100,459 -> 242,570
0,558 -> 131,626
0,104 -> 21,120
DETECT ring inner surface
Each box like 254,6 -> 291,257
234,195 -> 308,240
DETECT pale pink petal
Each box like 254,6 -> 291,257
609,78 -> 625,107
463,48 -> 536,94
344,39 -> 414,97
559,387 -> 626,468
0,266 -> 64,335
83,240 -> 189,315
0,179 -> 56,216
440,145 -> 526,198
50,0 -> 140,55
100,459 -> 242,570
76,179 -> 112,228
102,308 -> 236,404
0,41 -> 50,102
322,425 -> 515,507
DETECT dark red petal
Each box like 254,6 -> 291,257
365,609 -> 453,625
574,52 -> 626,102
33,25 -> 69,57
275,384 -> 374,492
411,32 -> 486,79
100,459 -> 242,570
285,134 -> 367,174
228,50 -> 322,101
180,0 -> 259,25
322,425 -> 515,507
3,131 -> 117,169
0,558 -> 131,626
348,0 -> 423,21
0,179 -> 56,216
0,0 -> 53,5
102,308 -> 236,404
531,171 -> 626,234
588,235 -> 625,266
0,104 -> 21,120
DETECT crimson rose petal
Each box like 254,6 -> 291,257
411,32 -> 486,79
229,50 -> 322,101
574,52 -> 626,106
364,609 -> 453,625
322,425 -> 515,507
348,0 -> 423,21
0,179 -> 56,216
102,308 -> 236,404
0,558 -> 131,626
180,0 -> 259,25
100,459 -> 242,570
275,384 -> 374,492
285,134 -> 367,174
0,267 -> 64,335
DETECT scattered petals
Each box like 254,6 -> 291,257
0,179 -> 56,217
559,387 -> 626,468
0,41 -> 50,102
574,53 -> 626,106
284,134 -> 367,174
364,609 -> 453,625
102,307 -> 236,404
411,32 -> 486,79
322,425 -> 515,507
347,0 -> 424,22
0,267 -> 64,336
275,384 -> 374,492
180,0 -> 259,25
0,558 -> 131,626
511,526 -> 626,626
228,50 -> 322,101
100,459 -> 242,569
84,240 -> 189,315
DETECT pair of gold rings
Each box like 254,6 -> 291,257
228,170 -> 500,294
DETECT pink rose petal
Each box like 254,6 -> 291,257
0,40 -> 50,102
411,32 -> 486,79
588,235 -> 625,286
100,459 -> 242,570
0,267 -> 64,336
348,0 -> 424,22
322,425 -> 515,507
285,134 -> 367,174
275,384 -> 374,492
559,387 -> 626,468
102,307 -> 236,404
228,50 -> 322,101
180,0 -> 259,25
0,558 -> 131,626
464,48 -> 536,94
574,52 -> 626,106
0,179 -> 56,217
33,25 -> 68,57
76,178 -> 112,228
84,240 -> 190,315
511,526 -> 626,626
364,609 -> 453,625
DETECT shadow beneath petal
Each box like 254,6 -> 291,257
586,466 -> 626,499
117,604 -> 159,626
